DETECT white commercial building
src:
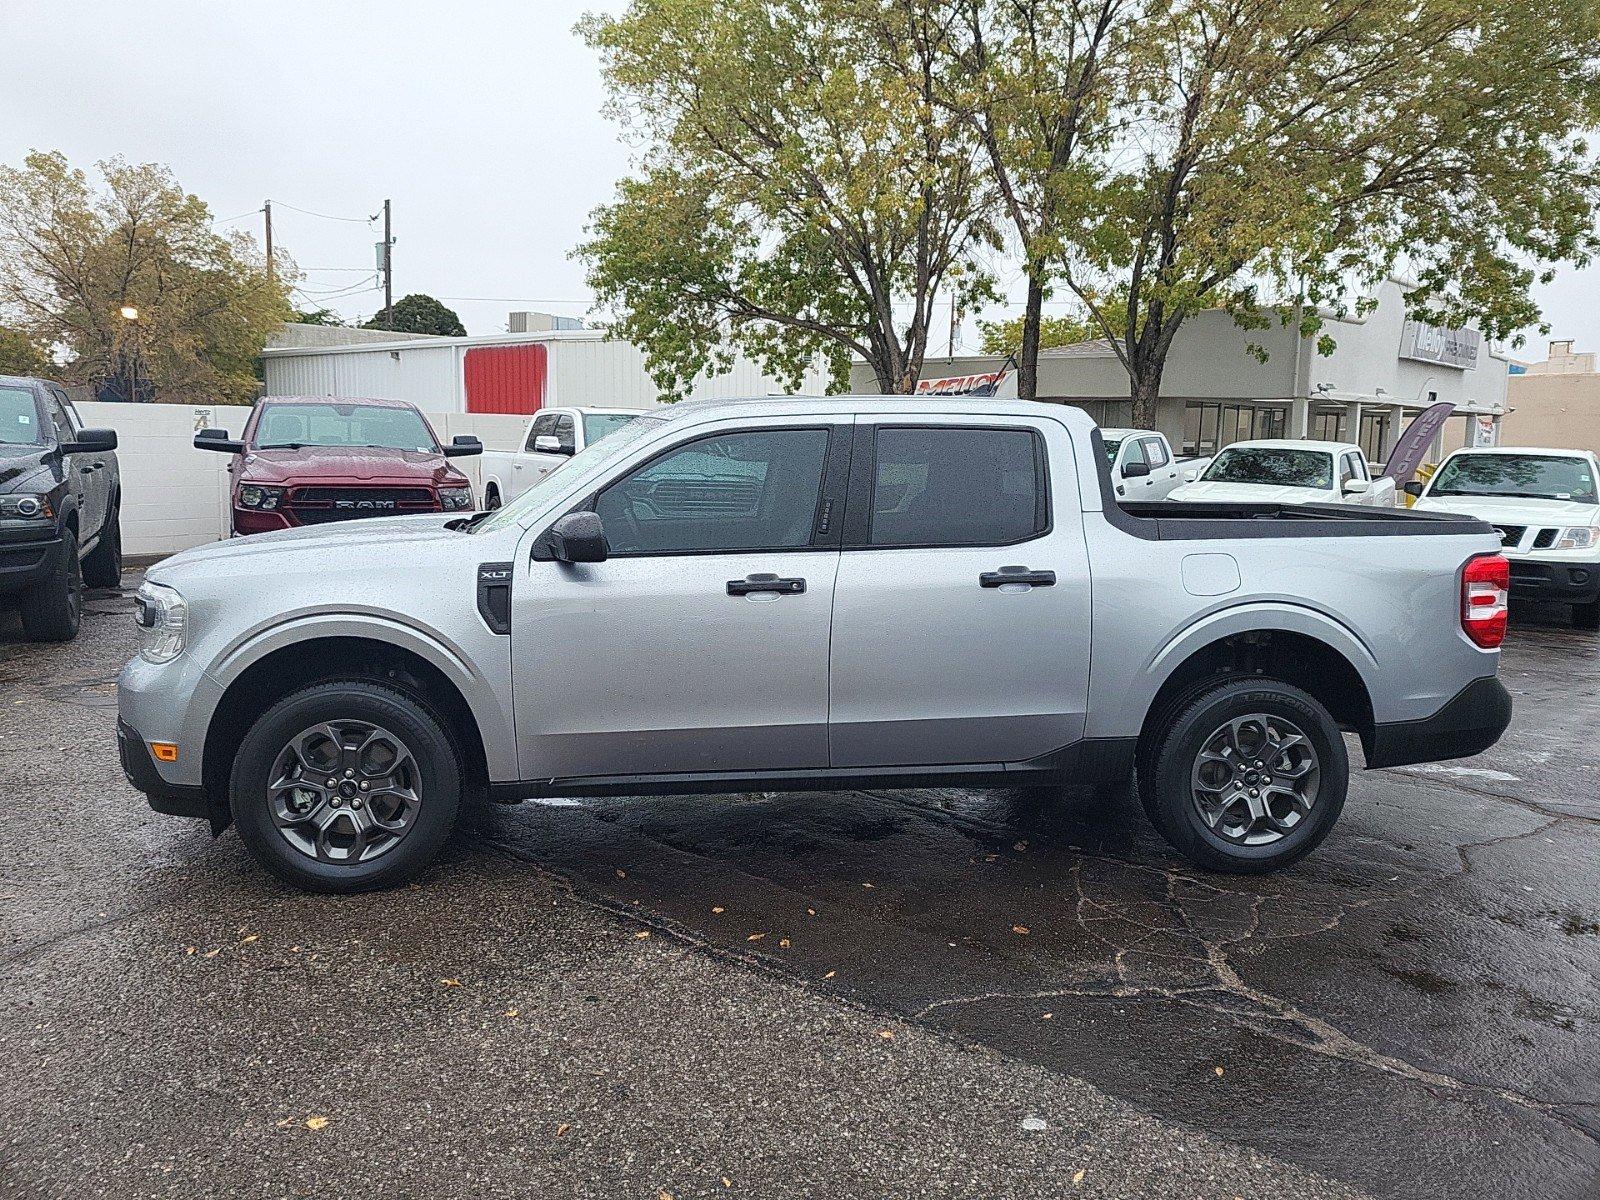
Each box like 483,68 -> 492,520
855,280 -> 1511,462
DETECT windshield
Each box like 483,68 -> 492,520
1429,453 -> 1598,504
470,415 -> 667,535
1202,447 -> 1332,489
583,412 -> 638,444
1102,438 -> 1122,464
0,386 -> 41,446
254,402 -> 438,452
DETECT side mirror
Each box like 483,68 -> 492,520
194,428 -> 245,454
444,435 -> 483,458
533,434 -> 573,456
1183,469 -> 1200,482
547,511 -> 608,563
1342,479 -> 1371,495
1403,480 -> 1424,498
62,428 -> 117,454
1122,460 -> 1151,479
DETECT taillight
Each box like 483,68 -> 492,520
1461,553 -> 1509,649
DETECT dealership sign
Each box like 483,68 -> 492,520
914,362 -> 1020,398
1399,320 -> 1481,370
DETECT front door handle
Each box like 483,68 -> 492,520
980,566 -> 1056,588
728,573 -> 806,596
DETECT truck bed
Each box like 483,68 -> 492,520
1115,500 -> 1494,540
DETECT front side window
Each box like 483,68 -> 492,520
1430,453 -> 1599,504
869,426 -> 1043,547
0,386 -> 41,445
1202,448 -> 1333,489
596,428 -> 830,555
1120,437 -> 1147,469
40,394 -> 73,443
254,402 -> 437,452
525,412 -> 558,452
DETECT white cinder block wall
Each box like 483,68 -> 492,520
75,402 -> 528,558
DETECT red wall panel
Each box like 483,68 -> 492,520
463,343 -> 547,414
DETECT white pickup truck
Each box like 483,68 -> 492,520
1410,446 -> 1600,628
479,407 -> 645,509
1168,439 -> 1396,508
1100,428 -> 1192,501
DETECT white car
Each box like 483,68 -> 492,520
479,406 -> 646,509
1168,439 -> 1396,508
1410,446 -> 1600,628
1100,428 -> 1190,501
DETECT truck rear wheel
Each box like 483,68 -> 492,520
229,681 -> 463,893
1137,678 -> 1347,873
19,529 -> 82,642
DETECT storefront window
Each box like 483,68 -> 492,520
1181,403 -> 1288,456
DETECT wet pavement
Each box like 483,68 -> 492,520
2,574 -> 1597,1198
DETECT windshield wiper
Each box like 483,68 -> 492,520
258,442 -> 306,450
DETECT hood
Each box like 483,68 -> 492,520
0,443 -> 51,493
1413,494 -> 1600,527
1168,480 -> 1323,505
239,446 -> 466,487
153,513 -> 465,576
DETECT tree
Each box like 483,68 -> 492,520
0,151 -> 292,404
943,0 -> 1133,397
1056,0 -> 1600,427
977,290 -> 1127,354
577,0 -> 1000,397
0,325 -> 49,376
362,294 -> 466,337
291,307 -> 346,326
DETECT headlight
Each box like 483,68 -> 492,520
0,493 -> 53,520
236,484 -> 285,511
440,487 -> 475,511
1555,526 -> 1600,550
135,582 -> 188,664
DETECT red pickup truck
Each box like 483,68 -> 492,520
194,396 -> 481,536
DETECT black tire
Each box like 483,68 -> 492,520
1136,677 -> 1347,873
82,508 -> 123,589
1572,599 -> 1600,631
484,483 -> 502,511
19,529 -> 83,642
229,680 -> 464,893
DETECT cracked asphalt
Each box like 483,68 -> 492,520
2,571 -> 1597,1199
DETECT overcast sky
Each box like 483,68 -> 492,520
7,0 -> 1598,360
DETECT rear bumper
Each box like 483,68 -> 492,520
117,719 -> 212,823
1506,559 -> 1600,605
1364,676 -> 1513,769
0,529 -> 63,598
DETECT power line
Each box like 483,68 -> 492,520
272,200 -> 378,224
214,207 -> 264,225
434,295 -> 594,305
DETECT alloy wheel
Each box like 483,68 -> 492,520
266,720 -> 423,864
1190,713 -> 1320,846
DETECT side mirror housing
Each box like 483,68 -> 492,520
1183,469 -> 1200,482
194,428 -> 245,454
547,511 -> 609,563
1342,478 -> 1371,495
62,428 -> 117,454
444,435 -> 483,458
533,434 -> 573,456
1122,460 -> 1151,479
1402,480 -> 1424,498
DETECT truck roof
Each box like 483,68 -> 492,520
655,394 -> 1103,432
1218,438 -> 1355,455
260,395 -> 420,410
1445,445 -> 1595,459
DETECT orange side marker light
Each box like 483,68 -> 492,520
150,742 -> 180,763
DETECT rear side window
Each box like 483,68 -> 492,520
1142,437 -> 1169,468
596,427 -> 830,555
868,426 -> 1045,547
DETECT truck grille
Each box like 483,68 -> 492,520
1532,528 -> 1558,549
287,486 -> 438,525
1491,524 -> 1525,548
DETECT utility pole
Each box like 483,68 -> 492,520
263,200 -> 274,282
381,199 -> 393,328
948,297 -> 959,358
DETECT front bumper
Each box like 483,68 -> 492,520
1364,676 -> 1513,769
118,719 -> 212,823
0,527 -> 63,598
1506,557 -> 1600,605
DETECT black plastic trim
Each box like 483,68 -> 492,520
1362,676 -> 1513,769
118,720 -> 210,821
487,737 -> 1138,803
476,561 -> 513,635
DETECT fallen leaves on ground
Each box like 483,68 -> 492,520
711,906 -> 725,914
778,938 -> 791,948
305,1116 -> 330,1131
822,970 -> 836,980
1073,1168 -> 1086,1185
634,931 -> 651,940
615,868 -> 627,878
1014,840 -> 1028,852
1012,925 -> 1030,935
746,932 -> 766,942
555,1123 -> 570,1138
877,1030 -> 894,1041
504,1008 -> 520,1018
439,978 -> 462,987
1214,1065 -> 1225,1077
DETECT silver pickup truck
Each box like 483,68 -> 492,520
118,397 -> 1513,892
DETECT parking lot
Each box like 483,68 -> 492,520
1,574 -> 1596,1200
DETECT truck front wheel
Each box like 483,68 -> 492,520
1137,678 -> 1347,873
229,681 -> 464,892
19,529 -> 82,642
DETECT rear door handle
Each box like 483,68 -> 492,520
728,573 -> 806,596
980,566 -> 1056,588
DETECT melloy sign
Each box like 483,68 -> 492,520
1400,320 -> 1481,370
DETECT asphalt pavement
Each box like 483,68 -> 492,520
2,571 -> 1596,1199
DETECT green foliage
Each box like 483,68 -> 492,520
291,307 -> 346,327
0,151 -> 293,404
978,291 -> 1127,354
362,294 -> 466,337
0,325 -> 49,376
577,0 -> 1000,397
